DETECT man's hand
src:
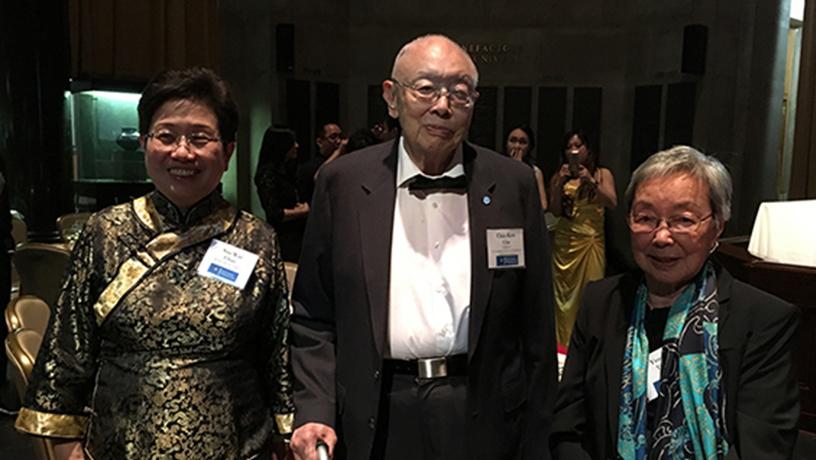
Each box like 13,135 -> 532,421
290,423 -> 337,460
294,202 -> 311,217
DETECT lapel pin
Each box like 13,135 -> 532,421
482,195 -> 491,206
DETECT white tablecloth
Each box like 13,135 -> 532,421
748,199 -> 816,268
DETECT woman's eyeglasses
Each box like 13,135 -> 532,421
628,212 -> 713,235
146,130 -> 221,151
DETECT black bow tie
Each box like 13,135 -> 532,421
407,175 -> 467,191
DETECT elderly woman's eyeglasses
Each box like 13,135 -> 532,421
628,212 -> 714,235
391,78 -> 479,109
147,130 -> 221,151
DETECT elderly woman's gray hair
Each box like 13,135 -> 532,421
625,145 -> 733,224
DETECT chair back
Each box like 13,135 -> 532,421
5,328 -> 42,392
56,212 -> 91,244
5,329 -> 56,460
13,243 -> 71,306
5,295 -> 51,336
10,210 -> 27,247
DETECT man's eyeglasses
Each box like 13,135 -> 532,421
146,130 -> 221,151
628,212 -> 714,235
391,78 -> 479,109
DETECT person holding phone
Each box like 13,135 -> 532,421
548,130 -> 617,347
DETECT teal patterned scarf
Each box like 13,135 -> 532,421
617,262 -> 728,459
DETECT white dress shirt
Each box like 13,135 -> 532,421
388,137 -> 472,360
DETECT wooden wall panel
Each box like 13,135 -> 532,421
630,85 -> 662,171
503,86 -> 532,142
69,0 -> 219,81
78,0 -> 115,78
367,84 -> 387,129
112,0 -> 153,79
572,86 -> 602,147
537,86 -> 567,179
469,86 -> 497,150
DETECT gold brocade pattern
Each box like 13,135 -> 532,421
92,257 -> 149,324
275,413 -> 294,435
92,196 -> 236,325
553,181 -> 606,346
18,191 -> 295,459
15,407 -> 88,438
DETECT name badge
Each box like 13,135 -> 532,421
646,347 -> 663,402
196,239 -> 259,290
486,228 -> 525,269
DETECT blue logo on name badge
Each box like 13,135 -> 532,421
496,255 -> 518,266
208,263 -> 238,282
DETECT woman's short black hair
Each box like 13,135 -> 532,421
138,67 -> 239,144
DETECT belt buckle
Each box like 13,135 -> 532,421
417,357 -> 447,379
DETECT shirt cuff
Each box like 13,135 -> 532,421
275,413 -> 294,435
15,407 -> 88,439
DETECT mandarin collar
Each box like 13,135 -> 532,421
149,190 -> 224,229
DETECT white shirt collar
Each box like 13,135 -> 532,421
395,136 -> 465,188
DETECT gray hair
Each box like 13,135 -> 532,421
625,145 -> 733,224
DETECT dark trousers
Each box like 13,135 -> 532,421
371,370 -> 468,460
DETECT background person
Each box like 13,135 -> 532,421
504,124 -> 548,210
297,122 -> 343,203
255,126 -> 310,262
551,145 -> 799,459
15,67 -> 294,460
549,129 -> 617,347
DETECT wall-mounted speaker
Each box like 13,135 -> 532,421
681,24 -> 708,75
276,23 -> 295,73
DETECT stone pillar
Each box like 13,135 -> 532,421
734,0 -> 790,234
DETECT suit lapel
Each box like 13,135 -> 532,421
359,141 -> 398,358
606,272 -> 639,447
715,265 -> 734,341
464,143 -> 497,360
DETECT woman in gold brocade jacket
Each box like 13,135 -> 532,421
15,68 -> 294,459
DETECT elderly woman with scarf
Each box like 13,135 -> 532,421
551,146 -> 799,459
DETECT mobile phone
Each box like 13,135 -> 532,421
568,152 -> 580,177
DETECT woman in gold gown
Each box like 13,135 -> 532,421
549,131 -> 617,347
15,68 -> 294,459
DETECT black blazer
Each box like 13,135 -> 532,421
551,265 -> 800,459
290,139 -> 558,460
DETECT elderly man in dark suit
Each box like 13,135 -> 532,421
289,34 -> 557,460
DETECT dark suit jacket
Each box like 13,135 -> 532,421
291,139 -> 558,460
551,265 -> 800,459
